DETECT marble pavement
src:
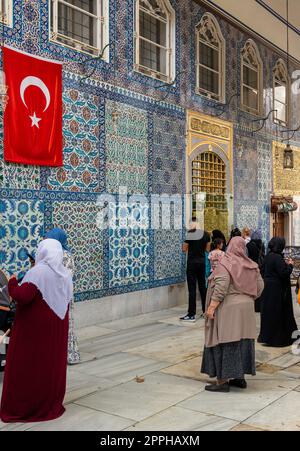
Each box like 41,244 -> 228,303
1,304 -> 300,431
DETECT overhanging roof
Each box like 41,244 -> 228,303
194,0 -> 300,65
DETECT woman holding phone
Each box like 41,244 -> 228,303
0,239 -> 73,423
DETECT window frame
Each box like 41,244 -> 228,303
134,0 -> 175,83
49,0 -> 109,60
240,39 -> 263,116
273,59 -> 289,127
191,150 -> 228,220
0,0 -> 13,28
195,13 -> 226,103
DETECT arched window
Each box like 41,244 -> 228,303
134,0 -> 175,82
195,13 -> 225,102
273,59 -> 289,126
50,0 -> 109,58
241,40 -> 263,115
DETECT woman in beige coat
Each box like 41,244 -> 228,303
201,236 -> 264,393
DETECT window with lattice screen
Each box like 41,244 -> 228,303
192,152 -> 227,213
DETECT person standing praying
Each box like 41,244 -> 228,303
0,239 -> 73,423
201,237 -> 264,392
180,219 -> 210,322
45,228 -> 80,365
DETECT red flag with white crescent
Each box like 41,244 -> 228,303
3,46 -> 63,166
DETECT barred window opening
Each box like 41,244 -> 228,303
192,152 -> 227,214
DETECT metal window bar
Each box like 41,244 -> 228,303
139,35 -> 167,51
135,0 -> 172,81
192,153 -> 227,210
241,65 -> 260,115
242,60 -> 259,71
51,0 -> 102,54
57,0 -> 99,19
197,65 -> 220,98
196,35 -> 222,101
199,37 -> 219,51
140,4 -> 167,23
136,63 -> 169,81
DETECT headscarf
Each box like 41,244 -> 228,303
268,237 -> 286,255
21,239 -> 73,319
251,230 -> 262,241
230,228 -> 242,239
212,230 -> 227,251
45,227 -> 70,252
213,236 -> 259,297
212,229 -> 226,243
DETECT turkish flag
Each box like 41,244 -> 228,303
3,46 -> 63,166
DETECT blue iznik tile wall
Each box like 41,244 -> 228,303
1,0 -> 300,302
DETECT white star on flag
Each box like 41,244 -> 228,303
29,112 -> 42,128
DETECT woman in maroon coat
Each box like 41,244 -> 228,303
0,238 -> 73,423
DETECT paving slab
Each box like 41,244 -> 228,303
101,310 -> 180,331
76,352 -> 97,364
231,424 -> 267,431
179,379 -> 296,422
255,343 -> 291,364
65,369 -> 115,404
243,391 -> 300,431
278,364 -> 300,379
79,323 -> 185,359
158,316 -> 206,328
126,406 -> 238,431
76,372 -> 204,422
160,356 -> 205,381
74,352 -> 171,384
0,421 -> 33,431
77,326 -> 116,342
255,363 -> 282,374
268,352 -> 300,368
126,329 -> 204,364
27,404 -> 135,431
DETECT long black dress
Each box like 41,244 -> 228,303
259,252 -> 297,347
247,239 -> 265,312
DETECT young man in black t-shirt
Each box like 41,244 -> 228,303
180,221 -> 210,322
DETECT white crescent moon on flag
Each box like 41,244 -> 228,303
20,76 -> 51,112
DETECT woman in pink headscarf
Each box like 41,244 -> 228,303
201,237 -> 264,393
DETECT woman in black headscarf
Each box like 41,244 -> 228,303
247,230 -> 265,266
258,237 -> 297,347
226,228 -> 242,248
247,230 -> 265,312
211,230 -> 227,252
